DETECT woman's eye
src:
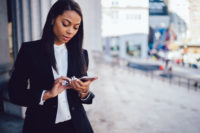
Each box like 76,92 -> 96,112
74,26 -> 79,30
62,23 -> 69,27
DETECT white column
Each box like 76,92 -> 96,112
75,0 -> 102,71
22,0 -> 31,42
50,0 -> 57,5
75,0 -> 102,51
41,0 -> 51,28
0,0 -> 10,63
30,0 -> 41,40
16,0 -> 23,49
92,0 -> 102,51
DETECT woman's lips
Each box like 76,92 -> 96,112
63,36 -> 71,41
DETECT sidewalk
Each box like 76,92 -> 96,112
0,113 -> 23,133
1,55 -> 200,133
118,56 -> 200,89
85,56 -> 200,133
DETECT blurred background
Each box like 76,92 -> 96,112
0,0 -> 200,133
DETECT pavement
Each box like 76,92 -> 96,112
0,55 -> 200,133
85,55 -> 200,133
0,113 -> 23,133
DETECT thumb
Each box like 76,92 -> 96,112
91,77 -> 98,81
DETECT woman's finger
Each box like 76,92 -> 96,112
71,80 -> 82,92
56,79 -> 67,86
55,76 -> 70,84
76,80 -> 89,92
75,80 -> 89,92
73,81 -> 83,91
70,80 -> 77,89
74,80 -> 80,88
74,79 -> 84,87
60,85 -> 72,90
60,76 -> 71,81
83,80 -> 92,86
54,79 -> 58,84
76,79 -> 84,86
77,80 -> 90,87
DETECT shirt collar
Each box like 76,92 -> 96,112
54,43 -> 66,50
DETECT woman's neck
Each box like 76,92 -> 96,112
54,38 -> 64,45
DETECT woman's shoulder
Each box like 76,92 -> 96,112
22,40 -> 41,49
20,40 -> 42,54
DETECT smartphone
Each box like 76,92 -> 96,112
64,80 -> 71,87
79,76 -> 97,82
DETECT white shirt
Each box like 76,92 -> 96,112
40,43 -> 71,124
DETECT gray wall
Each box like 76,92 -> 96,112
0,0 -> 10,64
16,0 -> 56,49
15,0 -> 102,52
76,0 -> 102,51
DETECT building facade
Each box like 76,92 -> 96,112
167,0 -> 200,44
189,0 -> 200,43
167,0 -> 190,43
102,0 -> 149,58
149,0 -> 170,53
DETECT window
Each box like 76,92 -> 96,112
111,11 -> 119,19
112,1 -> 119,6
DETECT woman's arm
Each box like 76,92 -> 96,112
8,43 -> 43,107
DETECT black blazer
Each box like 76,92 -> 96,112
8,40 -> 95,133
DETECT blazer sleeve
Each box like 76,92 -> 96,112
8,43 -> 43,107
80,49 -> 95,104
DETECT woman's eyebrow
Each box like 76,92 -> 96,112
64,18 -> 71,23
64,18 -> 80,25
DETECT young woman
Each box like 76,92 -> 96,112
8,0 -> 97,133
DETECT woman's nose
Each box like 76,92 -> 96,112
66,27 -> 73,34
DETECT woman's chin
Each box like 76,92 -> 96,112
62,39 -> 70,44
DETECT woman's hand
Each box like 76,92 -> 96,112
70,77 -> 97,98
42,76 -> 71,101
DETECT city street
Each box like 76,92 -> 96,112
0,0 -> 200,133
85,58 -> 200,133
0,57 -> 200,133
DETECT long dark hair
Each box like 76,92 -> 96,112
41,0 -> 87,77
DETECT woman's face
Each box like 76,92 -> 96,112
53,10 -> 81,45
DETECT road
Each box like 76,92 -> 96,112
0,57 -> 200,133
85,59 -> 200,133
